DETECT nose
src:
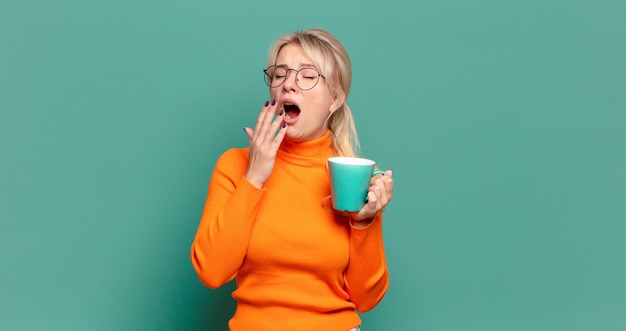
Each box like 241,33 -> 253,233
282,69 -> 298,92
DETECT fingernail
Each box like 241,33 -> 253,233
271,99 -> 276,106
279,109 -> 284,116
264,100 -> 270,107
283,122 -> 288,128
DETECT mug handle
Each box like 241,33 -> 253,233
372,170 -> 386,176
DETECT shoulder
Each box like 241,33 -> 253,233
213,147 -> 249,176
217,147 -> 249,165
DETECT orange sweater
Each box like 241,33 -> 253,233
190,130 -> 389,331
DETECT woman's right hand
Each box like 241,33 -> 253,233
243,100 -> 287,188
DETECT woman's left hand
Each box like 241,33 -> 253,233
351,169 -> 394,228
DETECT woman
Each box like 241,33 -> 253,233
190,28 -> 394,331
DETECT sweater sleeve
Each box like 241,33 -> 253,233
344,213 -> 389,312
190,148 -> 263,289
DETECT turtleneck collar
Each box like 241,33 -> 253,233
277,130 -> 335,164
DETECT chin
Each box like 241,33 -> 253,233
287,129 -> 325,142
285,129 -> 307,142
286,132 -> 304,141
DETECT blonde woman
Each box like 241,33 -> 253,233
191,28 -> 394,331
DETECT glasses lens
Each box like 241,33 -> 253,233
264,66 -> 287,88
296,68 -> 320,90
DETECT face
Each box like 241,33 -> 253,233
270,44 -> 345,142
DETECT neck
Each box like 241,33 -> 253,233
279,130 -> 334,159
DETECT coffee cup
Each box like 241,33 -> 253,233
327,157 -> 386,212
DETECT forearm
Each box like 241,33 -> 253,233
344,213 -> 389,312
190,149 -> 262,288
191,176 -> 263,288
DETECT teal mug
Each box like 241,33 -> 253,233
327,157 -> 386,212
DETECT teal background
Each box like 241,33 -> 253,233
1,0 -> 624,330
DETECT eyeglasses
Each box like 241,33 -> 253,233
263,65 -> 326,91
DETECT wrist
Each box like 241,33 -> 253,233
350,217 -> 373,229
244,174 -> 264,189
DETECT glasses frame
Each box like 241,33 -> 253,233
263,65 -> 326,91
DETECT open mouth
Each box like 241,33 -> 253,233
281,100 -> 301,124
283,103 -> 300,118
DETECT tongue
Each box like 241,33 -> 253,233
286,109 -> 300,118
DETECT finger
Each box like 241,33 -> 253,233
373,180 -> 391,207
254,100 -> 276,138
364,190 -> 378,210
373,182 -> 392,207
259,103 -> 283,143
256,100 -> 272,123
261,105 -> 285,143
243,127 -> 253,139
270,108 -> 285,132
367,184 -> 382,206
379,171 -> 394,193
272,117 -> 288,146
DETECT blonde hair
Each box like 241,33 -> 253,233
267,28 -> 360,157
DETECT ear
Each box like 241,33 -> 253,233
329,90 -> 346,114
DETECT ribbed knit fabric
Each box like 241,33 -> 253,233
191,130 -> 389,331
